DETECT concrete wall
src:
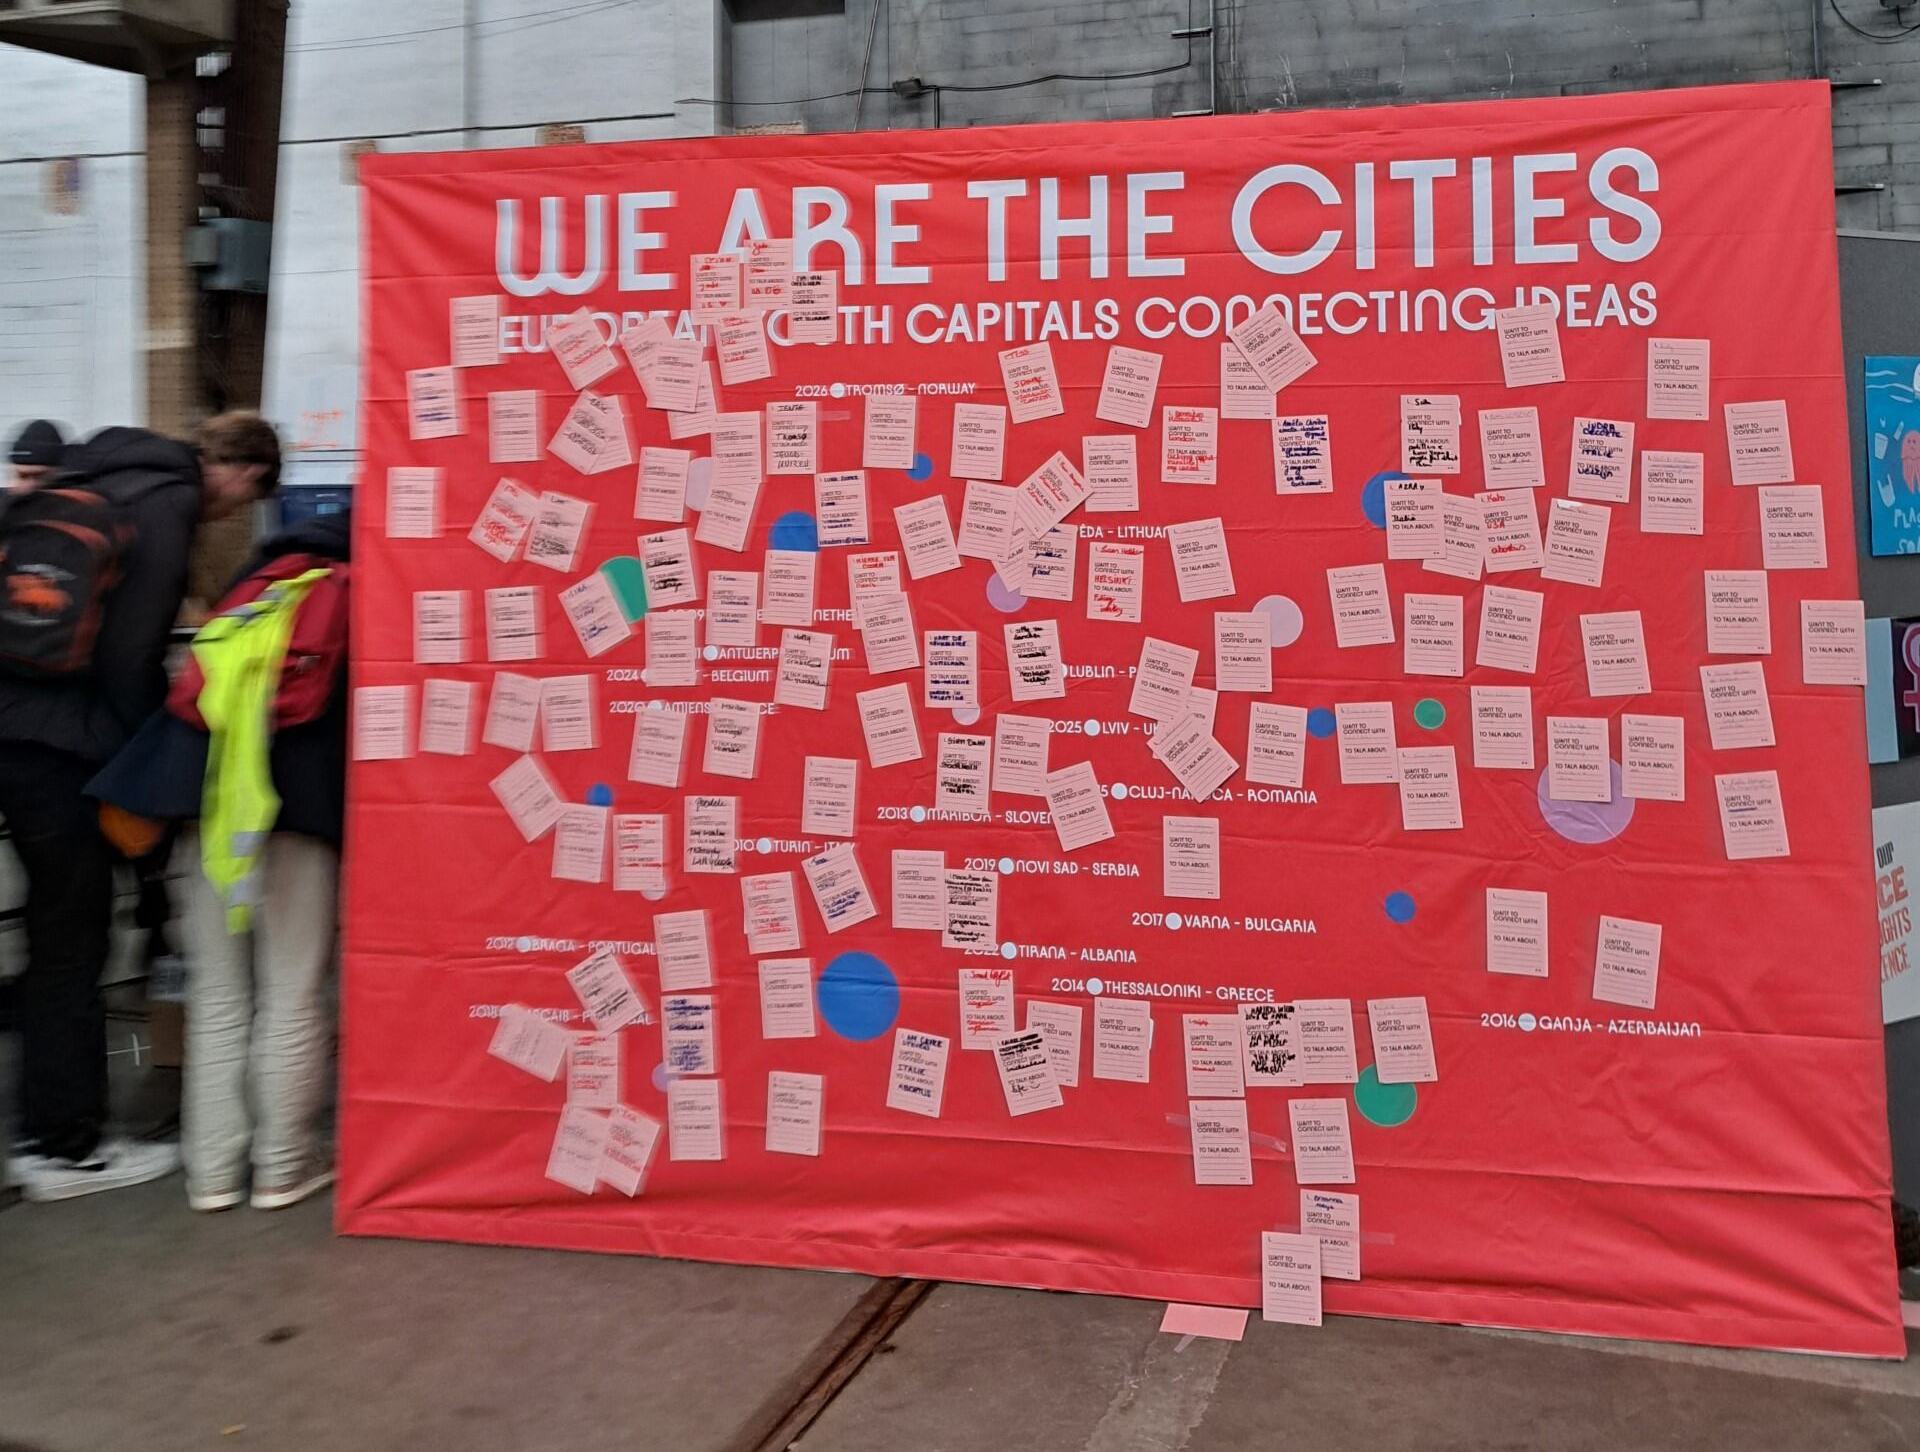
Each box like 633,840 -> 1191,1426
268,0 -> 721,466
0,0 -> 723,460
9,0 -> 1920,460
0,47 -> 143,453
729,0 -> 1920,230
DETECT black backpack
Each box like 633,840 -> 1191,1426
0,485 -> 128,677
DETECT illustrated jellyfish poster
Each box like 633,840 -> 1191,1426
1866,356 -> 1920,556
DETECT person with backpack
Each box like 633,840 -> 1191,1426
0,411 -> 280,1202
87,506 -> 349,1211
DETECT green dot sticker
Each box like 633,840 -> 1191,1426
1354,1065 -> 1418,1127
1412,697 -> 1446,730
599,555 -> 648,622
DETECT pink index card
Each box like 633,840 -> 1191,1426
1000,341 -> 1065,422
1725,399 -> 1793,485
863,394 -> 917,470
1159,1303 -> 1250,1342
1495,302 -> 1564,387
1385,478 -> 1442,560
1479,407 -> 1544,489
1096,344 -> 1164,428
1228,301 -> 1317,391
1648,337 -> 1710,420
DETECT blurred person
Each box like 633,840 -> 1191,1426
89,505 -> 350,1211
1,411 -> 279,1202
7,418 -> 67,491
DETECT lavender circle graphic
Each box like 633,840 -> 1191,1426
952,705 -> 982,726
1535,761 -> 1636,843
685,456 -> 713,511
1253,593 -> 1304,647
986,575 -> 1027,613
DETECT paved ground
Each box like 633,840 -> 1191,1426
5,1173 -> 1920,1452
5,1031 -> 1920,1450
0,1177 -> 872,1452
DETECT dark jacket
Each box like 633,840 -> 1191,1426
86,509 -> 353,847
0,427 -> 203,764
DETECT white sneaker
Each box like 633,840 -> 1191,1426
250,1167 -> 334,1211
15,1138 -> 182,1202
187,1184 -> 247,1213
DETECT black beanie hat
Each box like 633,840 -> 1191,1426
8,419 -> 65,470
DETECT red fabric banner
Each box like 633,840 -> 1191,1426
340,80 -> 1901,1355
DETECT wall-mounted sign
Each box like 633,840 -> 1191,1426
1866,356 -> 1920,555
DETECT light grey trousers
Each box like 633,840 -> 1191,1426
178,829 -> 339,1194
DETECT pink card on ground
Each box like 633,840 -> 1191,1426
1159,1302 -> 1250,1341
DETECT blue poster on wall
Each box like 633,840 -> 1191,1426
1867,356 -> 1920,554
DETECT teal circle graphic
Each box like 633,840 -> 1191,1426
599,555 -> 648,621
1354,1065 -> 1417,1127
1413,697 -> 1446,730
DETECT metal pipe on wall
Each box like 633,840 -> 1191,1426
463,0 -> 479,146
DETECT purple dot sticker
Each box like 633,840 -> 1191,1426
986,574 -> 1027,613
651,1062 -> 676,1092
1535,761 -> 1636,844
1254,593 -> 1304,648
952,704 -> 982,726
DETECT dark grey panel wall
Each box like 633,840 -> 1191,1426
1841,232 -> 1920,1201
725,0 -> 1920,229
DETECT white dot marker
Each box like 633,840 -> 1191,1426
1165,912 -> 1183,932
702,644 -> 720,662
1085,976 -> 1105,996
997,856 -> 1015,875
910,805 -> 927,823
999,941 -> 1017,960
1111,783 -> 1129,801
756,836 -> 774,855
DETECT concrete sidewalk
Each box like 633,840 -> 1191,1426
4,1177 -> 1920,1452
0,1178 -> 873,1452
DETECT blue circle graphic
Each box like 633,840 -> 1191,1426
1306,707 -> 1337,739
769,510 -> 820,552
1384,891 -> 1417,923
817,952 -> 900,1041
907,452 -> 935,480
587,783 -> 613,807
1360,470 -> 1412,529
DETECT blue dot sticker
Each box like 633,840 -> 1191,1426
1384,891 -> 1417,924
817,952 -> 900,1041
587,783 -> 613,807
769,510 -> 819,552
1306,707 -> 1338,739
1361,470 -> 1412,529
907,452 -> 934,480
